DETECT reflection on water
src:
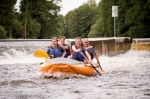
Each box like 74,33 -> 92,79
0,41 -> 150,99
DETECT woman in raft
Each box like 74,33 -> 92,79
71,37 -> 92,64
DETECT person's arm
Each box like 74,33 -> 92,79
60,47 -> 66,58
61,44 -> 69,50
47,49 -> 50,57
61,51 -> 66,58
72,45 -> 80,52
85,46 -> 93,50
85,50 -> 92,63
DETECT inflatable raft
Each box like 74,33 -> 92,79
38,58 -> 97,76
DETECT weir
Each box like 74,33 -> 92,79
67,37 -> 132,56
132,38 -> 150,51
1,37 -> 149,57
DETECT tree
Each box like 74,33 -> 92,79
30,0 -> 61,39
89,0 -> 150,38
11,13 -> 23,38
0,0 -> 17,38
63,2 -> 98,38
125,0 -> 150,38
0,25 -> 6,39
20,0 -> 61,39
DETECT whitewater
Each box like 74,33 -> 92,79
0,41 -> 150,99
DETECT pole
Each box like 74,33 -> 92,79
114,17 -> 116,38
112,6 -> 118,38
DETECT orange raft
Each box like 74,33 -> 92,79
38,58 -> 97,76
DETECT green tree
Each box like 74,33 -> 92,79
63,2 -> 98,38
20,0 -> 31,39
89,0 -> 118,37
27,19 -> 41,38
0,25 -> 6,39
20,0 -> 61,39
30,0 -> 61,39
125,0 -> 150,38
89,0 -> 150,38
0,0 -> 17,38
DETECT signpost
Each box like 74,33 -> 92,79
112,6 -> 118,37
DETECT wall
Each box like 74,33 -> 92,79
67,37 -> 132,56
132,38 -> 150,51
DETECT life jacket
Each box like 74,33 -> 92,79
63,44 -> 71,58
72,45 -> 85,62
48,44 -> 71,58
47,46 -> 63,58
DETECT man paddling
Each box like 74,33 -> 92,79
83,38 -> 100,64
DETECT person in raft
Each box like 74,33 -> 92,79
47,37 -> 66,58
59,36 -> 71,58
83,38 -> 100,64
71,37 -> 92,64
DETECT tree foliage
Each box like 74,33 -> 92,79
0,0 -> 17,38
88,0 -> 150,38
0,25 -> 6,39
20,0 -> 61,39
0,0 -> 150,39
61,3 -> 98,38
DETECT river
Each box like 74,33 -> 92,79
0,41 -> 150,99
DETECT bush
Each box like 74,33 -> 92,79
0,25 -> 6,39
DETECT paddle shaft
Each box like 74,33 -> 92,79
80,52 -> 101,76
92,49 -> 103,71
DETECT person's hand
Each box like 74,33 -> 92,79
97,61 -> 100,64
60,44 -> 65,48
88,60 -> 92,64
78,49 -> 81,52
50,55 -> 54,59
89,46 -> 93,49
84,60 -> 88,64
85,47 -> 88,51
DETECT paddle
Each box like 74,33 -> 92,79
92,49 -> 105,72
34,50 -> 49,61
80,52 -> 101,76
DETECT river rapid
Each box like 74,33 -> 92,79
0,41 -> 150,99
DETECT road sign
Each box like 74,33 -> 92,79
112,6 -> 118,17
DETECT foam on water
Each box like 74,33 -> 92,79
0,49 -> 44,64
0,46 -> 149,71
0,41 -> 150,99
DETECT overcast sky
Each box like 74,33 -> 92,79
59,0 -> 101,15
15,0 -> 101,15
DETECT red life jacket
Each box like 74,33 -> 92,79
63,44 -> 71,55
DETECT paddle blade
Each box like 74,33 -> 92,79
34,50 -> 49,58
99,64 -> 105,72
101,70 -> 105,72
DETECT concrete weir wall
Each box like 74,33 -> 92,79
67,37 -> 132,56
132,38 -> 150,51
0,37 -> 132,56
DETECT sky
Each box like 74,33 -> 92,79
15,0 -> 101,15
59,0 -> 101,15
